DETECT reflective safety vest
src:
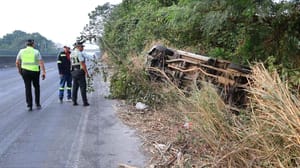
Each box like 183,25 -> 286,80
70,50 -> 81,70
21,47 -> 39,71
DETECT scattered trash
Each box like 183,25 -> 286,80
183,122 -> 192,129
118,164 -> 138,168
154,143 -> 167,150
135,102 -> 148,110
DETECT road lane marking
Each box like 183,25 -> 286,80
65,108 -> 90,168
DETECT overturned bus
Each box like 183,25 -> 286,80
147,45 -> 252,108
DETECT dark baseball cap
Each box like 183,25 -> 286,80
73,42 -> 85,47
26,39 -> 34,45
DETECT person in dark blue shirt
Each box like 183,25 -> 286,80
57,45 -> 72,103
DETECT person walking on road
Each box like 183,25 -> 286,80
57,45 -> 72,103
70,42 -> 90,106
16,39 -> 46,111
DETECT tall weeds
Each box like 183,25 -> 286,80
177,83 -> 250,167
247,63 -> 300,167
175,63 -> 300,167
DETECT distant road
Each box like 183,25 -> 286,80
0,63 -> 146,167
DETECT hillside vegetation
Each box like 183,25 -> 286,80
83,0 -> 300,166
0,30 -> 58,56
85,0 -> 299,99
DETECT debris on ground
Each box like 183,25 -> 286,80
119,164 -> 138,168
117,101 -> 199,167
135,102 -> 148,110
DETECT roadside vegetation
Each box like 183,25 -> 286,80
84,0 -> 300,167
172,63 -> 300,167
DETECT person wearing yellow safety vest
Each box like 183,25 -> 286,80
16,39 -> 46,111
70,42 -> 89,106
57,45 -> 72,103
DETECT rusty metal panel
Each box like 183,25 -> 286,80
147,45 -> 252,108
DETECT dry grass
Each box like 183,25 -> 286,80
246,63 -> 300,167
175,63 -> 300,167
175,83 -> 249,167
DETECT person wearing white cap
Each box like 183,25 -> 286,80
57,45 -> 72,103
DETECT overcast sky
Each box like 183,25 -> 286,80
0,0 -> 122,47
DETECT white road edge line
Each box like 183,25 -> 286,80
65,108 -> 90,168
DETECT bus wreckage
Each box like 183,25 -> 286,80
146,45 -> 252,108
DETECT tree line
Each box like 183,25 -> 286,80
0,30 -> 58,56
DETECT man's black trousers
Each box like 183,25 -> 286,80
21,69 -> 40,108
72,71 -> 88,104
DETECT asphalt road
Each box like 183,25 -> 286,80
0,62 -> 147,168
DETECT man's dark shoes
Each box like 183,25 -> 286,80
73,102 -> 78,106
83,102 -> 90,106
36,104 -> 42,110
27,106 -> 33,111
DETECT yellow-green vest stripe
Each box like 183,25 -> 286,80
21,47 -> 39,71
